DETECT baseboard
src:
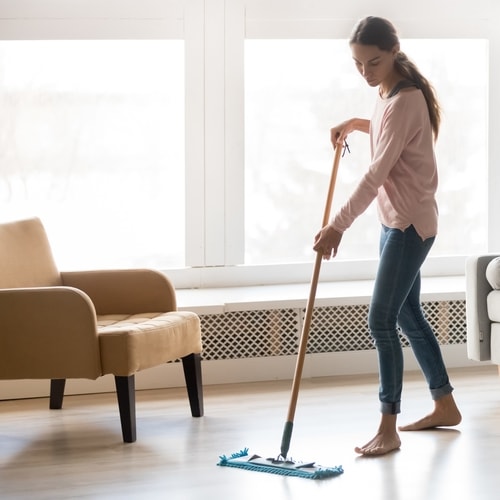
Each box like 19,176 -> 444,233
0,343 -> 485,401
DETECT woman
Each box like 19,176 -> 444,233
313,16 -> 462,456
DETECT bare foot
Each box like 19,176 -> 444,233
355,414 -> 401,456
354,432 -> 401,456
398,394 -> 462,431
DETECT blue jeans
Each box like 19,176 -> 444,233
368,225 -> 453,415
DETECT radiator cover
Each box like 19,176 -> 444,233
199,300 -> 466,360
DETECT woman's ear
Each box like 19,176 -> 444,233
392,43 -> 400,56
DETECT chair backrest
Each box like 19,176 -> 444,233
0,217 -> 62,288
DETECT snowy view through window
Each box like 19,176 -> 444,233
0,40 -> 184,269
0,38 -> 488,269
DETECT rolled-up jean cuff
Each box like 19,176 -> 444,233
430,383 -> 454,401
380,401 -> 401,415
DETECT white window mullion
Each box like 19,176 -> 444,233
204,0 -> 226,266
185,0 -> 206,267
224,0 -> 245,265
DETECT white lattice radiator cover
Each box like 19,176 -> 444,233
198,300 -> 466,361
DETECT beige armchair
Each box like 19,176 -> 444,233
0,217 -> 203,442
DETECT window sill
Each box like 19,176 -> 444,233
176,275 -> 465,314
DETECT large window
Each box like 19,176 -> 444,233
0,40 -> 184,270
244,39 -> 488,264
0,0 -> 497,288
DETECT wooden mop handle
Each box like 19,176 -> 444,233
286,143 -> 343,422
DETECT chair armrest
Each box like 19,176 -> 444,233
60,269 -> 177,315
0,287 -> 101,379
466,254 -> 499,361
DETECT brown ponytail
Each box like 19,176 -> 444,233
394,52 -> 441,139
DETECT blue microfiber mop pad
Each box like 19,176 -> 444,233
217,448 -> 344,480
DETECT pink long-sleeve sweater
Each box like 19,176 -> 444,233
330,88 -> 438,241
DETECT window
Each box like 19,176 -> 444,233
0,40 -> 184,270
1,0 -> 496,288
244,39 -> 488,265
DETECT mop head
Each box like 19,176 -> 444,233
217,448 -> 344,480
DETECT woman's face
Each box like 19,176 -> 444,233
350,43 -> 398,89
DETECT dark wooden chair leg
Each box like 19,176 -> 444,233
181,353 -> 204,417
49,379 -> 66,409
114,375 -> 136,443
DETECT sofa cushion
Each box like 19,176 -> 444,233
486,257 -> 500,289
488,290 -> 500,322
491,323 -> 500,365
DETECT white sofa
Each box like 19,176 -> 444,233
466,254 -> 500,369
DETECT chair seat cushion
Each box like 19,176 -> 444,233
487,290 -> 500,323
97,311 -> 202,376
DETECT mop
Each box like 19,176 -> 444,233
218,144 -> 346,479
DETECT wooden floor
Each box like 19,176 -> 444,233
1,365 -> 499,500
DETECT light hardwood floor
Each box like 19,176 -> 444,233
1,365 -> 499,500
